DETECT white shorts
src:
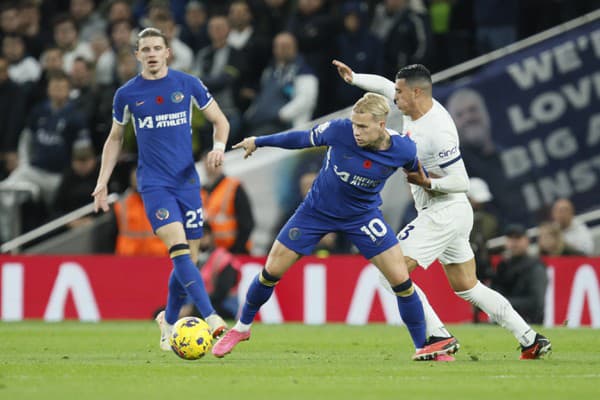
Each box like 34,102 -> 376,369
398,201 -> 474,268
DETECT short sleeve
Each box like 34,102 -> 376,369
190,76 -> 214,110
112,88 -> 130,125
433,130 -> 462,168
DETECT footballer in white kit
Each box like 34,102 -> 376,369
333,60 -> 552,360
397,100 -> 474,268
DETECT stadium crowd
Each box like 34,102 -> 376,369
0,0 -> 598,247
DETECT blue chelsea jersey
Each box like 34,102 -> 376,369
306,118 -> 418,218
112,69 -> 213,192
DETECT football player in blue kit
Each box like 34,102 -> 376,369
213,92 -> 445,360
92,28 -> 230,350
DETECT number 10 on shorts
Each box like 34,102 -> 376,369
360,218 -> 388,242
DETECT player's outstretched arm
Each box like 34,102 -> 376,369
233,137 -> 257,159
92,120 -> 124,212
332,59 -> 395,101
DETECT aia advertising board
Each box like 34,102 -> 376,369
1,255 -> 598,327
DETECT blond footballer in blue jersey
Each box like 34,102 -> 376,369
212,93 -> 453,361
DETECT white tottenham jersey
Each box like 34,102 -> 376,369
350,73 -> 470,211
402,100 -> 469,211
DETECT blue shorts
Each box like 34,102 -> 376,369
276,202 -> 399,260
141,186 -> 204,240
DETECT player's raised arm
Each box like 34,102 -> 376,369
332,59 -> 395,101
202,100 -> 230,169
92,120 -> 125,212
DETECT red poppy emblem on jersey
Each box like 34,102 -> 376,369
156,95 -> 164,104
363,160 -> 372,169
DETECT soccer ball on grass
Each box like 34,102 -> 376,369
169,317 -> 213,360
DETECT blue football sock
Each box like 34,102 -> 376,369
165,271 -> 187,325
393,279 -> 426,349
171,251 -> 215,318
240,269 -> 280,325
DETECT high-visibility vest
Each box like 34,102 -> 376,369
201,176 -> 242,250
200,247 -> 241,295
114,191 -> 168,256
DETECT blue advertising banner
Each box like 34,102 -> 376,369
434,19 -> 600,226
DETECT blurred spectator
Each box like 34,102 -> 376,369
107,0 -> 134,26
114,167 -> 168,256
550,198 -> 594,255
0,71 -> 90,241
287,0 -> 340,116
179,1 -> 209,53
333,1 -> 384,109
1,71 -> 90,208
179,222 -> 242,319
69,56 -> 97,125
17,0 -> 47,59
0,3 -> 20,38
537,221 -> 585,257
201,152 -> 254,254
473,0 -> 518,54
151,11 -> 193,72
69,0 -> 106,41
491,224 -> 547,324
0,56 -> 27,179
51,140 -> 99,228
133,0 -> 187,27
52,14 -> 94,73
243,32 -> 318,136
194,15 -> 245,146
371,0 -> 432,80
89,31 -> 114,85
96,18 -> 136,87
254,0 -> 294,40
227,0 -> 270,112
29,47 -> 64,112
2,34 -> 41,85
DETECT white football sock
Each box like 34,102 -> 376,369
233,320 -> 252,332
455,281 -> 536,346
414,284 -> 451,338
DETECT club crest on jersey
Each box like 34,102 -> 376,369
171,91 -> 184,103
288,227 -> 301,240
155,208 -> 169,221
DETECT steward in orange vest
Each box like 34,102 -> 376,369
114,190 -> 168,256
200,171 -> 254,254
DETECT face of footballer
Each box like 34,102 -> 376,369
394,78 -> 417,116
351,111 -> 385,148
136,36 -> 170,78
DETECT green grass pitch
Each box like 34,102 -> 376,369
1,322 -> 598,400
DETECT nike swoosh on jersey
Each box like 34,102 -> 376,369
135,100 -> 145,106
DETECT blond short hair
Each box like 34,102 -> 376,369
136,27 -> 169,50
352,92 -> 390,122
